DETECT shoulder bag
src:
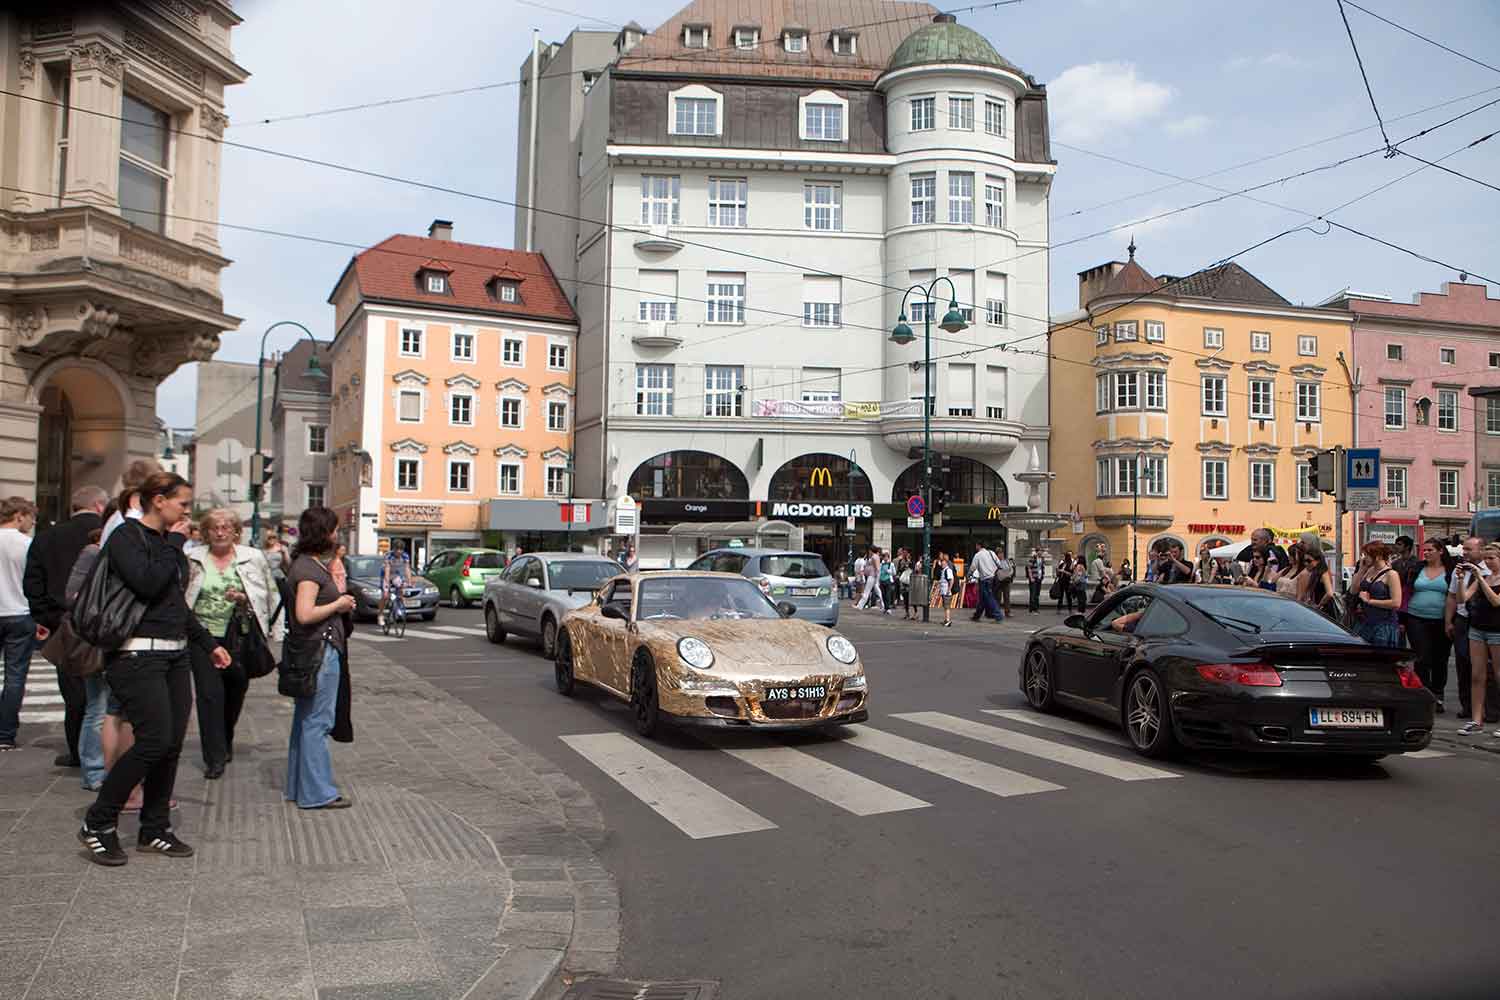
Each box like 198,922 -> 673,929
231,598 -> 282,681
277,627 -> 323,699
69,537 -> 148,651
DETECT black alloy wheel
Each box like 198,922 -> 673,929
1023,647 -> 1055,711
485,604 -> 506,645
1123,668 -> 1176,758
541,616 -> 558,660
554,630 -> 576,696
631,653 -> 661,738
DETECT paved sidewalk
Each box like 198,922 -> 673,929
0,645 -> 618,1000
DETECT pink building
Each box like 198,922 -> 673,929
1329,282 -> 1500,544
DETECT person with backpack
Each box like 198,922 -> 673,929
1403,538 -> 1454,709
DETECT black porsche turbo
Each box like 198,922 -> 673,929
1020,584 -> 1436,759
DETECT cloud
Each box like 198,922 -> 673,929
1165,114 -> 1212,136
1048,62 -> 1174,143
1227,51 -> 1300,71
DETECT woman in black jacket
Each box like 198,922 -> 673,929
77,473 -> 229,867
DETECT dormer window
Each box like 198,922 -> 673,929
426,274 -> 447,294
488,272 -> 523,304
683,24 -> 710,48
499,283 -> 518,303
784,30 -> 807,53
581,71 -> 598,94
733,26 -> 760,50
830,30 -> 857,55
420,259 -> 453,295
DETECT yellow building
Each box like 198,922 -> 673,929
1050,248 -> 1355,572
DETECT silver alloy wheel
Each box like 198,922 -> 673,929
1126,673 -> 1161,749
1024,649 -> 1049,706
542,617 -> 557,659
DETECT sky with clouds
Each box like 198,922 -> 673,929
160,0 -> 1500,427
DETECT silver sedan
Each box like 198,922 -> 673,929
482,553 -> 624,658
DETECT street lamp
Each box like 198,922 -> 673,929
252,321 -> 327,544
891,277 -> 968,622
1131,449 -> 1146,579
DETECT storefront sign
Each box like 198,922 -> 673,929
641,499 -> 755,521
559,502 -> 590,524
385,503 -> 444,526
1188,523 -> 1247,534
486,498 -> 605,532
614,494 -> 638,533
767,501 -> 873,521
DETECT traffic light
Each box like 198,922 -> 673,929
931,453 -> 952,516
1309,450 -> 1337,495
251,453 -> 275,489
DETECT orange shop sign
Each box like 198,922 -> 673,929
1187,523 -> 1246,535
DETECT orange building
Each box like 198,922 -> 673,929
326,220 -> 583,562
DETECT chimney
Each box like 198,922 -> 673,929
1076,261 -> 1124,309
428,219 -> 453,241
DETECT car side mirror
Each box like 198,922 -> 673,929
600,603 -> 627,621
525,578 -> 542,589
775,601 -> 797,618
1064,613 -> 1088,630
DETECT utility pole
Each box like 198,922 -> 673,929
1335,351 -> 1362,592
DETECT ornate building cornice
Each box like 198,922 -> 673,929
70,41 -> 126,80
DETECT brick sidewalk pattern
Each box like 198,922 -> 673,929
0,645 -> 619,1000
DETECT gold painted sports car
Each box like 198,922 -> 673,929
554,571 -> 869,737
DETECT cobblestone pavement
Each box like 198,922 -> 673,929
0,645 -> 618,1000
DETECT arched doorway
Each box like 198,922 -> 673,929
768,453 -> 872,501
627,450 -> 748,499
31,360 -> 132,529
890,456 -> 1009,506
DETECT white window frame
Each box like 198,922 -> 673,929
451,329 -> 475,363
799,91 -> 848,141
682,25 -> 710,48
707,176 -> 748,227
500,396 -> 524,429
1297,462 -> 1317,503
305,423 -> 328,455
948,172 -> 974,224
1250,460 -> 1275,501
984,98 -> 1005,137
1202,459 -> 1228,500
447,458 -> 473,495
547,399 -> 568,432
497,461 -> 522,496
1096,374 -> 1112,414
1384,386 -> 1406,429
639,298 -> 678,323
1114,321 -> 1138,342
448,391 -> 474,427
1384,465 -> 1408,507
733,27 -> 759,50
1201,375 -> 1228,417
1438,388 -> 1459,432
502,336 -> 525,367
1203,327 -> 1224,349
1144,320 -> 1165,343
1488,397 -> 1500,435
783,31 -> 806,53
985,299 -> 1006,327
1490,352 -> 1500,369
396,457 -> 421,492
1141,456 -> 1167,497
396,389 -> 425,424
948,94 -> 975,131
1386,343 -> 1403,361
910,173 -> 936,224
1298,334 -> 1318,356
1096,326 -> 1110,346
803,301 -> 841,328
1115,457 -> 1137,497
498,283 -> 518,303
911,95 -> 936,132
1440,346 -> 1456,365
1096,459 -> 1112,498
704,365 -> 745,418
547,343 -> 569,371
705,275 -> 746,325
830,31 -> 856,55
1296,381 -> 1321,423
1144,371 -> 1167,411
545,465 -> 568,498
304,483 -> 326,509
636,364 -> 674,415
640,174 -> 681,225
1249,378 -> 1274,420
1489,471 -> 1500,508
119,92 -> 172,235
1250,331 -> 1271,352
803,181 -> 842,231
400,327 -> 424,358
425,273 -> 447,294
1113,371 -> 1139,410
983,177 -> 1005,228
800,369 -> 841,404
1438,467 -> 1460,509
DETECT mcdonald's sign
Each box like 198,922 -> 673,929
986,505 -> 1003,520
808,467 -> 834,488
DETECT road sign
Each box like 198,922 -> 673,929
907,516 -> 924,529
1346,449 -> 1379,489
906,494 -> 926,518
1346,489 -> 1380,512
846,515 -> 856,531
613,495 -> 638,533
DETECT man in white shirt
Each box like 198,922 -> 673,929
969,541 -> 1003,622
0,497 -> 40,751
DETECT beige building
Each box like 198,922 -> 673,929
0,3 -> 248,524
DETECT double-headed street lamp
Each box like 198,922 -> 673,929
891,277 -> 968,621
251,320 -> 328,544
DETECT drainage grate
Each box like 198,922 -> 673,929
562,979 -> 719,1000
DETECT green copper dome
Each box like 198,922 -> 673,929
888,14 -> 1019,75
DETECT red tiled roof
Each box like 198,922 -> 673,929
1098,259 -> 1159,298
334,235 -> 577,325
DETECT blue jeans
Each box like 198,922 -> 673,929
80,674 -> 111,789
285,643 -> 341,808
0,614 -> 36,744
1360,619 -> 1400,648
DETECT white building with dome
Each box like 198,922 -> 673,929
516,1 -> 1054,566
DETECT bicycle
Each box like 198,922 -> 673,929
382,587 -> 408,638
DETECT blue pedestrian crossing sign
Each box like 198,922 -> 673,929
1346,449 -> 1380,489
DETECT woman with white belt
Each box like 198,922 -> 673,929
185,508 -> 282,779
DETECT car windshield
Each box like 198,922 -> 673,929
345,556 -> 383,579
759,554 -> 830,580
1185,591 -> 1348,636
636,577 -> 781,621
548,561 -> 620,591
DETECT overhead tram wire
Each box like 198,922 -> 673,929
1337,0 -> 1394,152
1393,131 -> 1500,196
1340,0 -> 1500,77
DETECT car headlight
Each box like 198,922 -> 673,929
677,636 -> 715,670
842,674 -> 867,691
423,586 -> 438,595
826,635 -> 857,664
358,585 -> 381,599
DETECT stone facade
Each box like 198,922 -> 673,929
0,3 -> 247,524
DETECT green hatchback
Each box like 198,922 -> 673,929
423,548 -> 506,608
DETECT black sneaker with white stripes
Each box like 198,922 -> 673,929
77,824 -> 128,866
136,831 -> 194,858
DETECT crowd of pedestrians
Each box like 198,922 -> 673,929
0,465 -> 360,867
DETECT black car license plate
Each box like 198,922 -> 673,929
764,685 -> 828,701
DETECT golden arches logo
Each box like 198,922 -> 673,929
809,467 -> 834,488
986,505 -> 1003,519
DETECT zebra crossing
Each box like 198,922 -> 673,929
17,658 -> 65,725
561,709 -> 1453,840
347,623 -> 487,644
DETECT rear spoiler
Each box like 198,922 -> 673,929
1239,642 -> 1413,664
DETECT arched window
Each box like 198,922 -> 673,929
768,453 -> 872,501
627,451 -> 748,499
1078,533 -> 1110,568
891,456 -> 1009,505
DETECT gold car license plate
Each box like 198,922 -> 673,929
1309,707 -> 1384,728
764,685 -> 828,701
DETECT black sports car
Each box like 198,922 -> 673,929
1020,584 -> 1435,759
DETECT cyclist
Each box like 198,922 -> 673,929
377,540 -> 412,628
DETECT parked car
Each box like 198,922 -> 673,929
342,554 -> 441,622
483,552 -> 623,659
555,571 -> 868,737
685,548 -> 838,626
423,548 -> 505,608
1020,584 -> 1434,760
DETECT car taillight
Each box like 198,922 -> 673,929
1396,665 -> 1425,690
1196,663 -> 1283,687
461,556 -> 472,578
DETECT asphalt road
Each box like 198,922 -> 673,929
366,607 -> 1500,999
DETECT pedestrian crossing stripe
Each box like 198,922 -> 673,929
897,711 -> 1179,781
982,709 -> 1130,748
713,741 -> 930,816
429,625 -> 488,637
841,726 -> 1064,798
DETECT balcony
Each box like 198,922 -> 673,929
630,225 -> 685,253
879,411 -> 1022,456
629,320 -> 684,349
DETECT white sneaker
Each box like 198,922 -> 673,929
377,613 -> 385,627
1458,720 -> 1484,735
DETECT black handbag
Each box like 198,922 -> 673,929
69,540 -> 148,651
277,630 -> 323,699
230,604 -> 279,680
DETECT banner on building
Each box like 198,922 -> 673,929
752,399 -> 923,420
